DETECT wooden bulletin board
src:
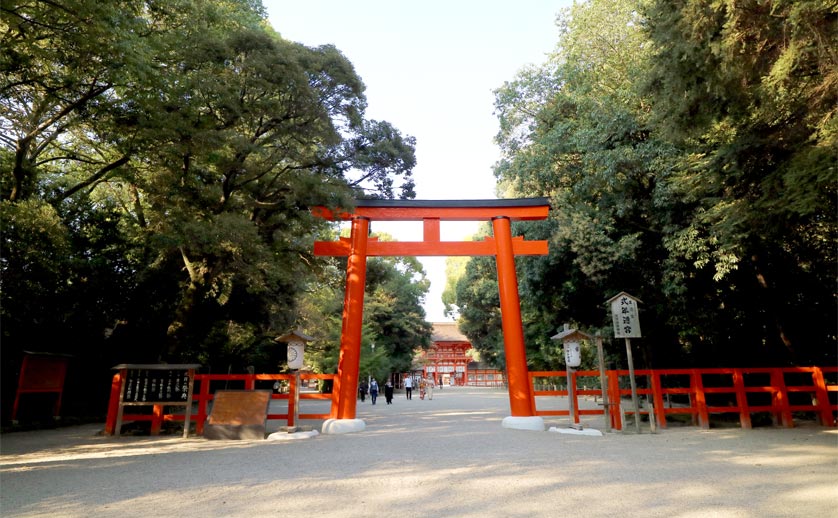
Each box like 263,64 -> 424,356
112,364 -> 200,438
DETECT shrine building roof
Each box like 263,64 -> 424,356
431,322 -> 469,343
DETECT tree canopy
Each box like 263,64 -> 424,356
1,0 -> 423,419
454,0 -> 836,371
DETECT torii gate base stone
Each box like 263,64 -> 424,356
313,199 -> 550,433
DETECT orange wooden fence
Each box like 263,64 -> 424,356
106,372 -> 336,436
466,369 -> 507,388
106,366 -> 837,435
530,366 -> 837,430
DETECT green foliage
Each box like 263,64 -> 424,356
455,0 -> 836,372
0,195 -> 143,416
441,255 -> 468,318
1,200 -> 72,341
456,243 -> 505,368
641,0 -> 837,364
295,263 -> 344,374
295,232 -> 432,380
0,0 -> 420,419
487,0 -> 681,368
362,250 -> 432,372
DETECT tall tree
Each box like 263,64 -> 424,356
1,0 -> 418,418
457,0 -> 836,369
455,253 -> 504,368
1,0 -> 266,202
485,0 -> 683,368
642,0 -> 837,363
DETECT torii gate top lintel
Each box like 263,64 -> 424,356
314,197 -> 550,222
313,198 -> 550,257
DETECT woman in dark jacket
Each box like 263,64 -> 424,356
384,380 -> 394,404
359,380 -> 368,402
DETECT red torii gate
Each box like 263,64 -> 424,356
314,198 -> 550,428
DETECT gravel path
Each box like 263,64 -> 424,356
1,387 -> 836,517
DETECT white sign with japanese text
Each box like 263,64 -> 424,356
610,294 -> 642,338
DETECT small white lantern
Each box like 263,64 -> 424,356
276,330 -> 314,371
275,330 -> 314,434
564,339 -> 582,368
286,341 -> 304,370
551,324 -> 590,368
551,324 -> 591,430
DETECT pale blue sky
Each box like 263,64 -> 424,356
263,1 -> 570,320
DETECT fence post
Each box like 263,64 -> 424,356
608,370 -> 622,430
691,369 -> 709,429
288,373 -> 298,428
811,367 -> 835,426
528,372 -> 537,418
151,404 -> 163,435
104,372 -> 123,436
329,377 -> 339,419
195,376 -> 210,436
731,369 -> 751,429
651,371 -> 666,429
595,335 -> 611,432
770,369 -> 793,428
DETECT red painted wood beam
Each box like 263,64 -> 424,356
492,216 -> 536,416
332,217 -> 369,420
424,218 -> 440,241
314,236 -> 548,257
312,198 -> 550,222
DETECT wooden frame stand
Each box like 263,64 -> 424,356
110,364 -> 200,438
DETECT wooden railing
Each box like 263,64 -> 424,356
106,366 -> 837,435
106,372 -> 336,436
467,369 -> 507,387
529,367 -> 837,429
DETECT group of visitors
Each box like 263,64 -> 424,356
418,377 -> 435,400
358,375 -> 438,403
359,379 -> 395,405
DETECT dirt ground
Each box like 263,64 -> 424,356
1,387 -> 836,518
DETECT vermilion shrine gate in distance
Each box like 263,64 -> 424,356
314,198 -> 550,432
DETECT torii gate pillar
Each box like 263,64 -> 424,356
332,216 -> 369,421
314,199 -> 549,433
492,216 -> 535,417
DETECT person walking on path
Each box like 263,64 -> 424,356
369,379 -> 379,405
384,380 -> 394,404
359,380 -> 368,402
404,375 -> 413,400
425,377 -> 435,400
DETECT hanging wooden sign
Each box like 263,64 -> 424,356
608,292 -> 642,338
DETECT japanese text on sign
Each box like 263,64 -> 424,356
610,295 -> 641,338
